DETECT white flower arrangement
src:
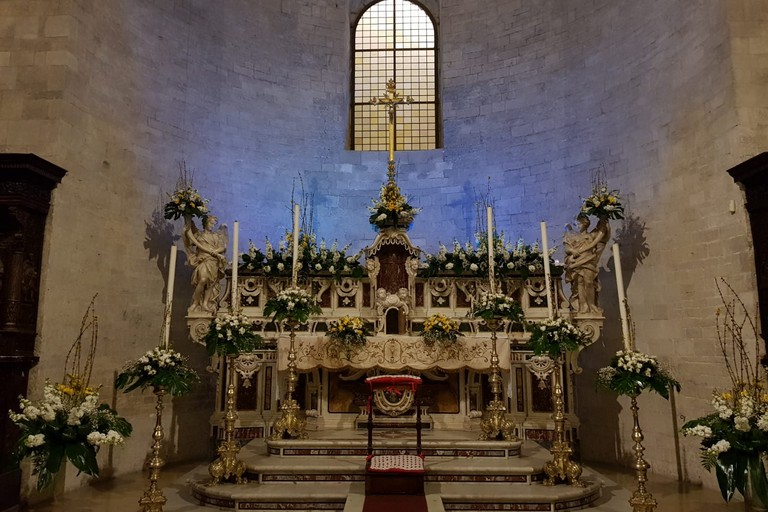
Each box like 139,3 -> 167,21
470,292 -> 524,323
264,286 -> 322,324
203,312 -> 264,356
420,236 -> 561,279
527,317 -> 590,358
596,350 -> 680,398
115,347 -> 199,396
9,379 -> 132,490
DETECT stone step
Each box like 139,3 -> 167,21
265,429 -> 522,459
189,434 -> 602,511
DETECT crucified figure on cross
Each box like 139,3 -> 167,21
370,79 -> 414,177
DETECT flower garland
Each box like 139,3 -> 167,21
240,236 -> 363,281
595,350 -> 680,399
9,377 -> 132,490
325,316 -> 371,351
115,347 -> 199,396
202,312 -> 264,357
421,313 -> 462,345
419,236 -> 562,280
263,286 -> 322,324
368,181 -> 420,230
470,292 -> 524,324
527,317 -> 590,359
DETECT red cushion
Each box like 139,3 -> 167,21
368,454 -> 425,473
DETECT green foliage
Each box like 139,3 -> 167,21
419,236 -> 563,280
469,292 -> 524,324
263,287 -> 322,324
115,347 -> 200,396
527,318 -> 590,359
9,382 -> 132,490
595,350 -> 680,399
202,313 -> 264,357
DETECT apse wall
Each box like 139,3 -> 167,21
1,0 -> 764,495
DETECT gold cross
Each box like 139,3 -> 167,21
370,79 -> 414,172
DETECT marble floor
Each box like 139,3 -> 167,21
21,459 -> 737,512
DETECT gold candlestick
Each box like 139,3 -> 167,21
629,394 -> 657,511
543,355 -> 584,487
270,322 -> 307,439
208,356 -> 246,485
480,318 -> 515,440
139,387 -> 167,512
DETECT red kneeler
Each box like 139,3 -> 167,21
364,375 -> 425,496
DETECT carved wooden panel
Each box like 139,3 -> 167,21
0,154 -> 66,511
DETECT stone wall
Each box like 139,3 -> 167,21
0,0 -> 764,494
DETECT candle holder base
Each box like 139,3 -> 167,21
139,387 -> 168,512
207,438 -> 247,485
543,356 -> 584,487
270,399 -> 307,440
543,440 -> 585,487
479,400 -> 515,440
139,489 -> 167,512
629,489 -> 658,512
207,357 -> 247,486
629,395 -> 657,512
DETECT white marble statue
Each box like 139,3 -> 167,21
183,215 -> 228,313
564,215 -> 610,314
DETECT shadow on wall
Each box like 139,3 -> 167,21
143,208 -> 214,462
576,212 -> 649,466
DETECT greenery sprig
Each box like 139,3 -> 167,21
203,313 -> 264,357
596,349 -> 680,399
115,347 -> 199,396
470,292 -> 524,324
527,317 -> 590,359
263,287 -> 322,325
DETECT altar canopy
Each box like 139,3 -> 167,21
277,336 -> 510,372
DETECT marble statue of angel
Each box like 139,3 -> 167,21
184,215 -> 228,313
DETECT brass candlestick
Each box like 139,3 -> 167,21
480,318 -> 515,440
270,322 -> 307,439
629,394 -> 657,511
139,387 -> 167,512
543,355 -> 584,486
207,356 -> 246,485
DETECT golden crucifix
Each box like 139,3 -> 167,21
370,79 -> 414,179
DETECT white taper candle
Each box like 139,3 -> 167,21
292,204 -> 300,287
612,243 -> 632,350
163,244 -> 177,349
231,221 -> 239,311
487,207 -> 495,294
540,221 -> 554,319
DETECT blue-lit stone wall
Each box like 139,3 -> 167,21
1,0 -> 766,490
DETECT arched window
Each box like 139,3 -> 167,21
351,0 -> 439,151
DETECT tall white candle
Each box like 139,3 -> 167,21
487,207 -> 495,294
292,204 -> 300,287
231,221 -> 239,311
540,221 -> 554,319
612,243 -> 632,350
163,244 -> 177,349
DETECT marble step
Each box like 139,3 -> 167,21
266,429 -> 522,459
242,442 -> 548,484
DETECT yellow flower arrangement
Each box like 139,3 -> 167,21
421,313 -> 461,346
326,316 -> 371,351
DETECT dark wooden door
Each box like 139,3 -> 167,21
0,154 -> 66,510
727,153 -> 768,346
